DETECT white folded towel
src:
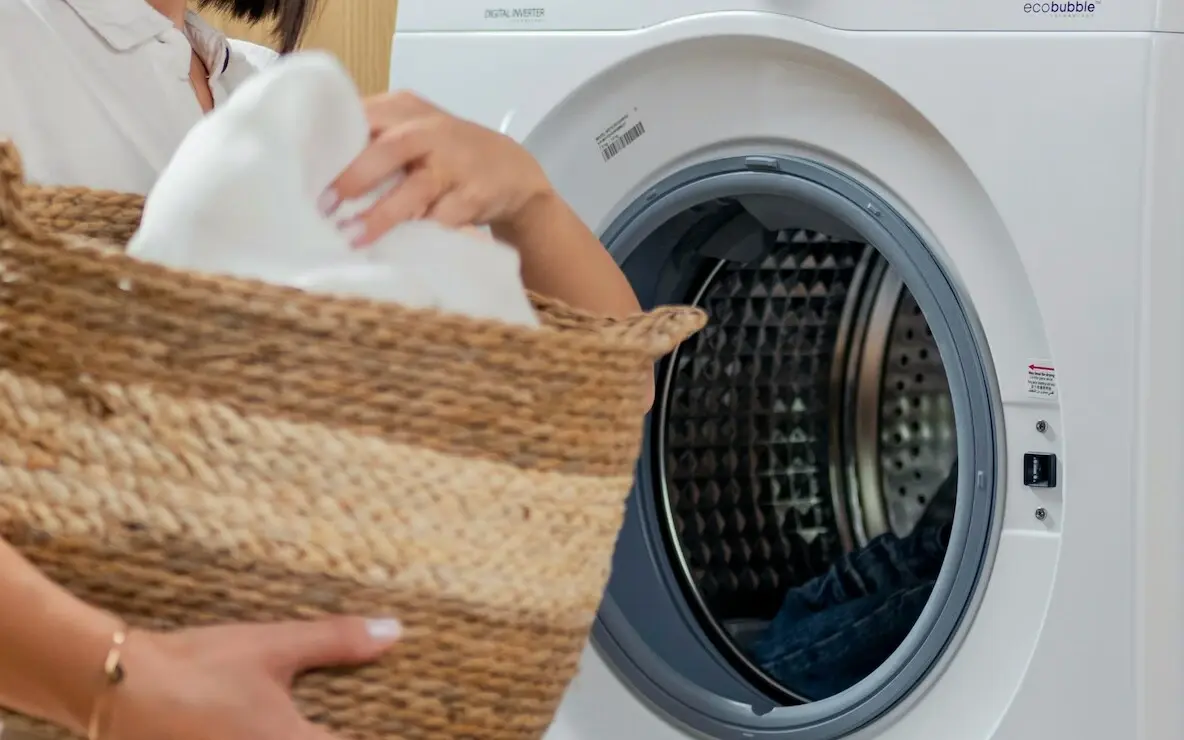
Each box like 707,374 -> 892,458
126,51 -> 540,328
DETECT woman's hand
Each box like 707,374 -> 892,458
0,538 -> 402,740
324,90 -> 652,409
328,91 -> 553,246
100,617 -> 402,740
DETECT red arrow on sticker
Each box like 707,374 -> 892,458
1028,364 -> 1054,371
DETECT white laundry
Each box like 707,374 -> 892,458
126,51 -> 540,328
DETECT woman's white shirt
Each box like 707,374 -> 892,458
0,0 -> 276,194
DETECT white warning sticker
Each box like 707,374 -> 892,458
1026,360 -> 1058,400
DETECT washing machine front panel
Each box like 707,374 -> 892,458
389,13 -> 1158,740
393,0 -> 1157,33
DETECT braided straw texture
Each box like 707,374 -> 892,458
0,140 -> 705,740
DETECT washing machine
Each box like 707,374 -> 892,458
389,2 -> 1184,739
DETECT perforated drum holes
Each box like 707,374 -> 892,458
878,292 -> 957,536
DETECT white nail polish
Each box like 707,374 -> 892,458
317,188 -> 339,214
339,218 -> 366,246
366,618 -> 403,642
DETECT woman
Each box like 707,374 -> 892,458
0,1 -> 645,739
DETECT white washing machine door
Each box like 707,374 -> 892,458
541,154 -> 1010,740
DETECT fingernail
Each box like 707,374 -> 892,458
318,188 -> 339,215
338,218 -> 367,248
366,618 -> 403,643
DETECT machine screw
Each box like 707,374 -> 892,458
1035,420 -> 1048,433
1034,507 -> 1048,521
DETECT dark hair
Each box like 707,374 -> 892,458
195,0 -> 320,54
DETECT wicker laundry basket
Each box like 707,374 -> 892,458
0,140 -> 705,740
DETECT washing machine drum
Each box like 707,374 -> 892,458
666,232 -> 955,611
593,157 -> 998,739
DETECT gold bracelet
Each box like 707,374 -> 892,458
86,628 -> 128,740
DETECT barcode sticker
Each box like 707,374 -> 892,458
594,111 -> 647,164
600,121 -> 646,161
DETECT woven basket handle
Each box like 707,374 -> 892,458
610,305 -> 707,357
529,291 -> 706,358
0,140 -> 43,241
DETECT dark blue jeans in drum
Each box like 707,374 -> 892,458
746,470 -> 956,702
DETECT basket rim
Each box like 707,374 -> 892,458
0,141 -> 706,359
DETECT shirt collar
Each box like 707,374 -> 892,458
61,0 -> 173,51
62,0 -> 231,78
185,12 -> 232,80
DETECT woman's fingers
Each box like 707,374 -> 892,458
363,89 -> 436,133
255,616 -> 403,681
345,168 -> 445,246
332,122 -> 434,202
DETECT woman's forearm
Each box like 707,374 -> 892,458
0,537 -> 122,734
494,191 -> 656,409
493,191 -> 641,318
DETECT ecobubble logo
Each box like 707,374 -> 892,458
1023,1 -> 1097,15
